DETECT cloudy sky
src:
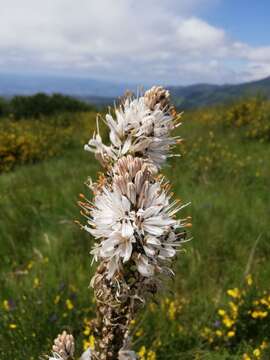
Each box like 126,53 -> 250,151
1,0 -> 270,85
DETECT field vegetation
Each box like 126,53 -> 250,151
0,93 -> 93,119
0,97 -> 269,359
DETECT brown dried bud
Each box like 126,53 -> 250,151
118,90 -> 135,106
144,86 -> 170,111
52,331 -> 75,360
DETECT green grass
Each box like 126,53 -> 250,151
0,111 -> 269,359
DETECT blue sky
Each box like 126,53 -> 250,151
204,0 -> 270,46
0,0 -> 269,85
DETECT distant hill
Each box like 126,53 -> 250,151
0,73 -> 135,98
169,76 -> 270,109
1,72 -> 270,109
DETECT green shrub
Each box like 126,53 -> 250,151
0,112 -> 99,173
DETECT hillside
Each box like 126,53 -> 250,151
1,72 -> 270,109
169,76 -> 270,109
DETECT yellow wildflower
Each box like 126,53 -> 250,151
229,301 -> 238,312
218,309 -> 226,316
251,310 -> 268,319
260,341 -> 268,349
253,348 -> 261,358
227,288 -> 241,299
33,277 -> 40,288
138,346 -> 146,359
83,340 -> 89,351
3,300 -> 10,311
54,295 -> 61,304
136,329 -> 143,337
246,274 -> 253,286
147,350 -> 156,360
168,301 -> 177,320
9,324 -> 17,329
66,299 -> 74,310
227,331 -> 235,338
260,298 -> 269,306
222,316 -> 234,328
242,354 -> 251,360
215,330 -> 223,337
27,261 -> 34,270
83,326 -> 91,336
89,335 -> 95,349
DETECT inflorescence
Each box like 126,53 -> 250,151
47,86 -> 190,360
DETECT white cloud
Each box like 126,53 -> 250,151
176,18 -> 225,52
0,0 -> 269,84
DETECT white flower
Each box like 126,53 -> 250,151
84,89 -> 181,169
118,349 -> 137,360
80,348 -> 92,360
81,156 -> 189,279
84,117 -> 117,167
49,354 -> 64,360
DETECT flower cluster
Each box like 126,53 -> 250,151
84,87 -> 181,169
81,155 -> 189,281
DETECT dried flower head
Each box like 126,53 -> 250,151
52,331 -> 75,360
144,85 -> 171,111
84,88 -> 181,169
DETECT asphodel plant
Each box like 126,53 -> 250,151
46,87 -> 190,360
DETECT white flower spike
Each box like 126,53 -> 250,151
84,88 -> 181,169
78,86 -> 189,360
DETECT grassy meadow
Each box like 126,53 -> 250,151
0,98 -> 270,359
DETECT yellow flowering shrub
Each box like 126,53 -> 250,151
183,96 -> 270,142
0,119 -> 72,172
201,275 -> 270,358
225,97 -> 270,141
0,112 -> 99,173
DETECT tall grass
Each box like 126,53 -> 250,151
0,101 -> 269,359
